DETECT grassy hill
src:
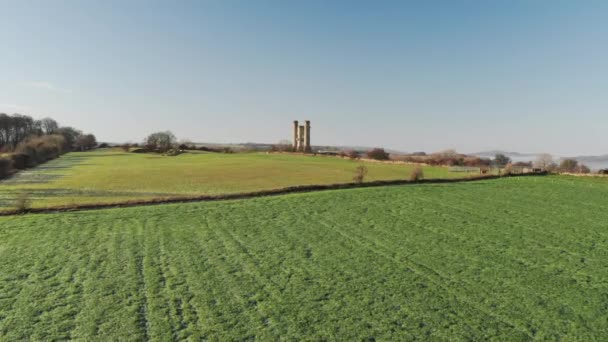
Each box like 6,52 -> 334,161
1,176 -> 607,340
0,149 -> 472,210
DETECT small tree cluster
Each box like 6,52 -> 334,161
366,148 -> 389,161
393,150 -> 491,167
75,134 -> 97,151
494,154 -> 512,167
558,158 -> 590,174
145,131 -> 177,153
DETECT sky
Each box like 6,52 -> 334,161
0,0 -> 606,156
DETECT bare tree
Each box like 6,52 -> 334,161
75,134 -> 97,151
353,165 -> 368,183
40,117 -> 59,134
534,153 -> 553,170
145,131 -> 177,153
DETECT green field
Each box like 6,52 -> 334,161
1,176 -> 607,340
0,149 -> 471,210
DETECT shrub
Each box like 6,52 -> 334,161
98,142 -> 109,148
270,144 -> 292,152
121,144 -> 131,152
559,159 -> 578,173
10,153 -> 29,170
347,150 -> 361,160
367,148 -> 389,160
353,165 -> 368,183
0,157 -> 13,179
14,192 -> 31,213
164,149 -> 183,156
131,148 -> 150,153
494,154 -> 511,167
409,166 -> 424,181
577,164 -> 591,174
14,134 -> 66,166
502,163 -> 513,176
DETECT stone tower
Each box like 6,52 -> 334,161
292,120 -> 311,152
304,120 -> 311,152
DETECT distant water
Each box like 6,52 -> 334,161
581,160 -> 608,171
509,154 -> 608,171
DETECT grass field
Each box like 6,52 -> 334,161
1,176 -> 607,340
0,149 -> 472,210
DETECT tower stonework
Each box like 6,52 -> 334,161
293,120 -> 299,151
292,120 -> 311,152
298,126 -> 305,151
304,121 -> 311,152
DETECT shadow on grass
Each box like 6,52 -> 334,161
0,154 -> 98,185
0,188 -> 182,208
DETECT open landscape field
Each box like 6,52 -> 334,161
0,149 -> 474,210
1,175 -> 607,340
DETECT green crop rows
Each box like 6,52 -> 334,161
1,176 -> 607,340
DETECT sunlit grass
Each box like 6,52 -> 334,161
1,176 -> 607,339
0,149 -> 472,209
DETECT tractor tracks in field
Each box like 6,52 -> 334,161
0,173 -> 547,216
313,212 -> 534,338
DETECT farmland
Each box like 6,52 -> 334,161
0,149 -> 473,210
1,176 -> 608,340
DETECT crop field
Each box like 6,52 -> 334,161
0,149 -> 472,210
1,176 -> 607,340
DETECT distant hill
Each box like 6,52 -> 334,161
472,150 -> 538,159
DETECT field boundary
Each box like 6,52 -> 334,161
1,172 -> 547,216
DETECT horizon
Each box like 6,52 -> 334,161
1,1 -> 607,155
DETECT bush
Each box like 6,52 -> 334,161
14,134 -> 66,166
131,148 -> 151,153
494,154 -> 511,167
98,142 -> 109,148
0,157 -> 13,179
559,159 -> 578,173
577,164 -> 591,174
121,144 -> 131,152
14,192 -> 31,213
270,144 -> 292,152
409,166 -> 424,181
9,153 -> 29,170
367,148 -> 389,160
164,149 -> 183,156
346,150 -> 361,160
353,165 -> 368,183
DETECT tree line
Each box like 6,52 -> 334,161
0,114 -> 97,152
0,113 -> 97,179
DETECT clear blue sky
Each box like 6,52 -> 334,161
0,0 -> 606,155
